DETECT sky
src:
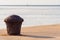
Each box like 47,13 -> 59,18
0,0 -> 59,5
0,7 -> 59,29
0,0 -> 59,29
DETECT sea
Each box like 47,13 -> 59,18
0,6 -> 60,29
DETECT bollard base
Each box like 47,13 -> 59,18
8,33 -> 21,36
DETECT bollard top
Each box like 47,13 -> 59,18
4,15 -> 24,23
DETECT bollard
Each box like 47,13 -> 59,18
4,15 -> 24,35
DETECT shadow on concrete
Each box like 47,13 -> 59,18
20,34 -> 55,38
2,34 -> 55,38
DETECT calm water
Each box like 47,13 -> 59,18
0,6 -> 60,29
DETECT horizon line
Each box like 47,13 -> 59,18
0,5 -> 60,7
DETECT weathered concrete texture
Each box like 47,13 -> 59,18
0,24 -> 60,40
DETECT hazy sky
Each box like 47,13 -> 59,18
0,7 -> 60,29
0,0 -> 59,5
0,0 -> 59,29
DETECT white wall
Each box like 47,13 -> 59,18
0,0 -> 59,5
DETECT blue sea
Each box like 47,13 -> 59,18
0,6 -> 60,29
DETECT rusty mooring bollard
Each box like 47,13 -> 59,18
4,15 -> 24,35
